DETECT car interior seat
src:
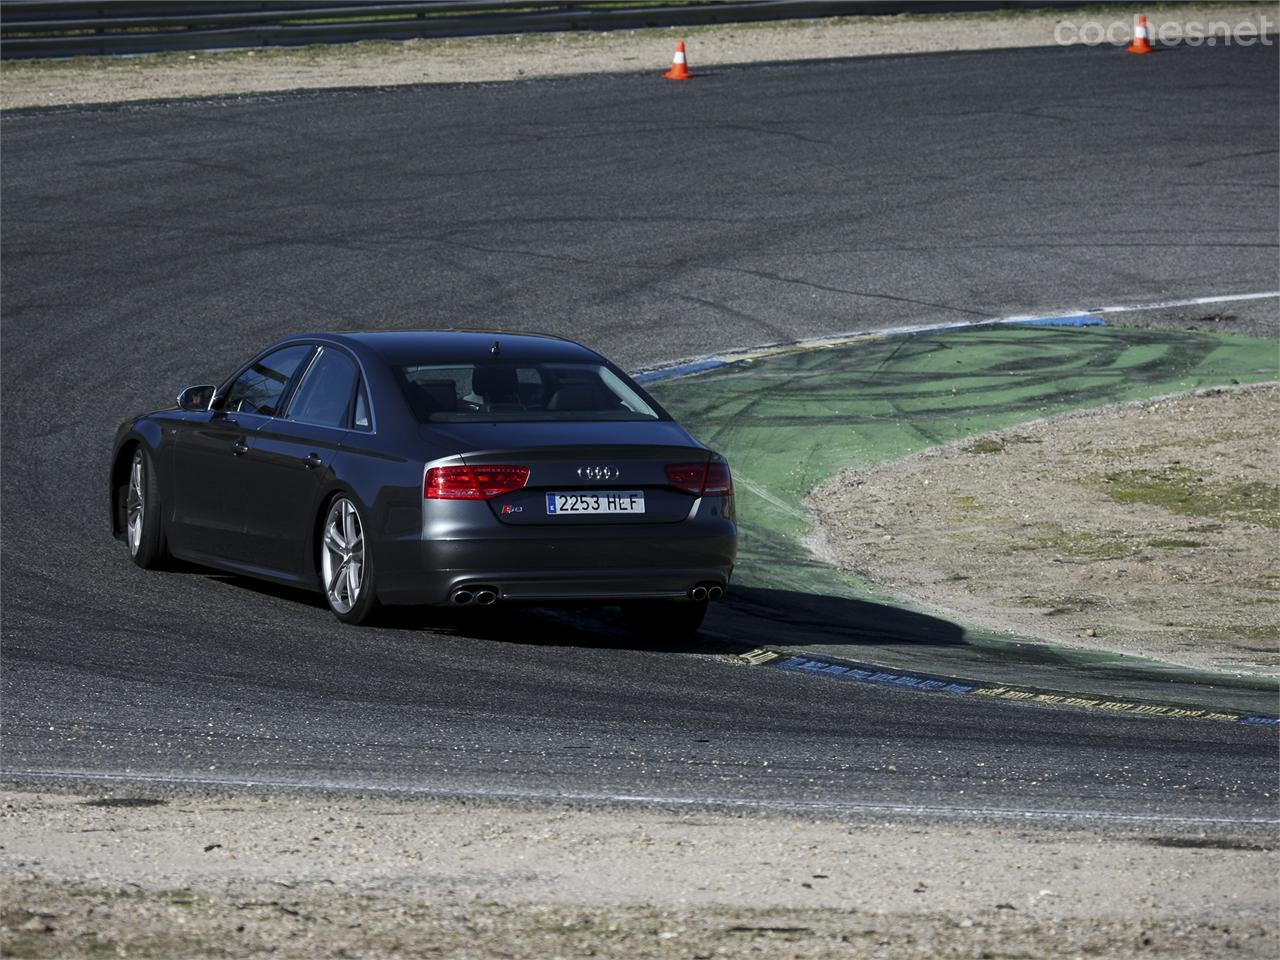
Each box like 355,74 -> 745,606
407,380 -> 459,419
471,364 -> 522,411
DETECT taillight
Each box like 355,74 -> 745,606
702,461 -> 733,495
664,463 -> 706,495
664,461 -> 733,497
425,464 -> 529,500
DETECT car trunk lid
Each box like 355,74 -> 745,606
423,422 -> 711,525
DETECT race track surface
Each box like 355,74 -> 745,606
2,43 -> 1277,824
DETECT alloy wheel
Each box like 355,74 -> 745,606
126,451 -> 145,557
321,498 -> 364,614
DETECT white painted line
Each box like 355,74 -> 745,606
634,290 -> 1280,382
3,768 -> 1276,826
1093,291 -> 1280,314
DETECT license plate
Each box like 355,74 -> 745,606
546,491 -> 646,515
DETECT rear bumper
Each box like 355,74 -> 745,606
428,569 -> 729,603
375,516 -> 736,606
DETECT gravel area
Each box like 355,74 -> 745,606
810,383 -> 1280,679
2,787 -> 1276,959
1,5 -> 1274,110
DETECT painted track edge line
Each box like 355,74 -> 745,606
1095,291 -> 1280,313
728,646 -> 1280,727
2,768 -> 1276,826
631,290 -> 1280,384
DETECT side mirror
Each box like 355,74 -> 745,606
176,384 -> 215,411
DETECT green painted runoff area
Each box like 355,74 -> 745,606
648,325 -> 1280,708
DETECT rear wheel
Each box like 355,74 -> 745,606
321,496 -> 379,625
125,447 -> 167,569
622,599 -> 708,643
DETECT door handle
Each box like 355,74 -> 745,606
231,440 -> 249,456
303,453 -> 324,470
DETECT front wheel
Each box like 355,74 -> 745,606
320,496 -> 379,625
622,599 -> 708,643
125,447 -> 167,569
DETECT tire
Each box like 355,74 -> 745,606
622,599 -> 708,643
320,495 -> 379,625
124,446 -> 167,569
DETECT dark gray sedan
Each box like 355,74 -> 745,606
110,331 -> 736,633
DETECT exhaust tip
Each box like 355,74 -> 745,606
707,585 -> 724,601
451,589 -> 475,605
690,586 -> 708,601
474,589 -> 498,606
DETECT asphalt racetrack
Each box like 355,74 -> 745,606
2,43 -> 1277,825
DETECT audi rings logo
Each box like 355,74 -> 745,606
577,465 -> 619,481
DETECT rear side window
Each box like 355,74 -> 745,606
397,361 -> 662,423
353,382 -> 372,431
224,344 -> 313,416
288,348 -> 359,428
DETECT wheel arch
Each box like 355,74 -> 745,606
110,442 -> 138,539
109,423 -> 167,539
310,485 -> 358,581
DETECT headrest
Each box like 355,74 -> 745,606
472,364 -> 518,399
546,385 -> 600,411
409,380 -> 458,416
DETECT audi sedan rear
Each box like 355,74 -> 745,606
111,331 -> 737,634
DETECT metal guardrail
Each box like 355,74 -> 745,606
0,1 -> 1075,60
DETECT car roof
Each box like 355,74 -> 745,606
307,330 -> 604,365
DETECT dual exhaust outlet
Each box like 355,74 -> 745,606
450,586 -> 498,606
690,583 -> 724,602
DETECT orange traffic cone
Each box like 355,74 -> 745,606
1127,15 -> 1154,54
663,41 -> 692,80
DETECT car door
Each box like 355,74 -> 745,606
240,346 -> 364,578
168,344 -> 315,563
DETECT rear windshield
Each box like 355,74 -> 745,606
396,361 -> 664,423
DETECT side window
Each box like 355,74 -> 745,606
224,345 -> 313,416
353,382 -> 372,431
287,347 -> 359,428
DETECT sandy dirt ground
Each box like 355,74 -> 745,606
811,384 -> 1280,679
2,787 -> 1277,959
1,5 -> 1275,110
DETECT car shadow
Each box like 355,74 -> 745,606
198,568 -> 329,610
377,584 -> 965,657
191,567 -> 964,657
378,602 -> 738,656
714,586 -> 966,649
192,567 -> 706,651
